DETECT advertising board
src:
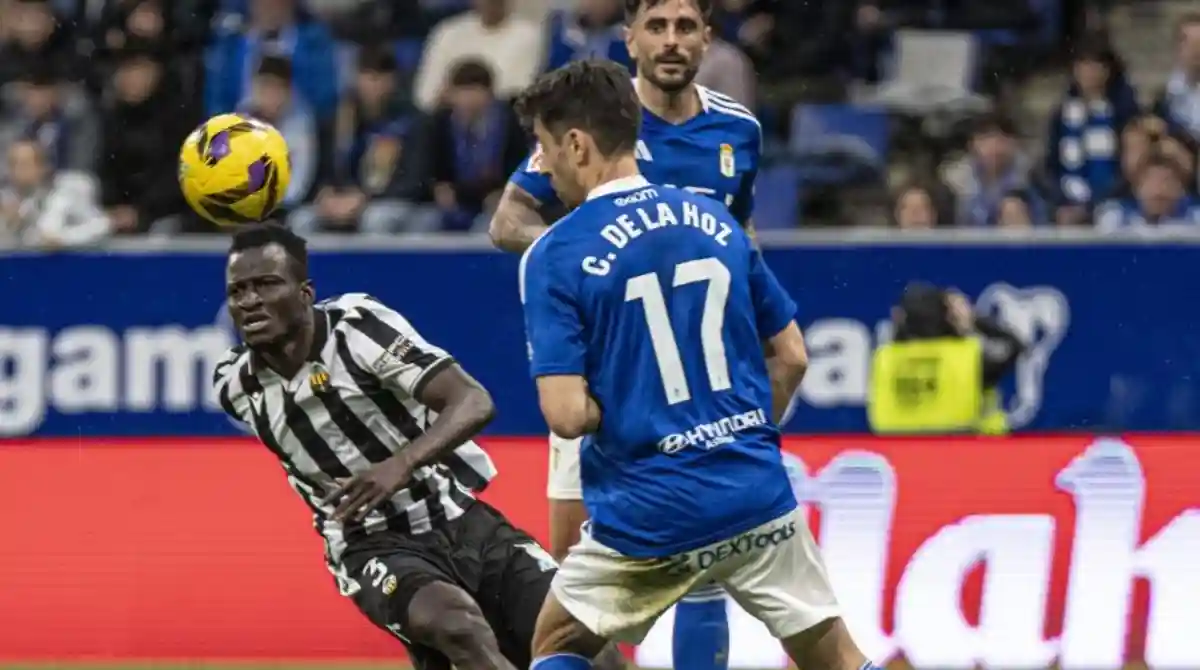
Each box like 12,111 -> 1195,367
1,435 -> 1195,668
0,244 -> 1194,436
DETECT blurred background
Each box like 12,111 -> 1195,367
1,0 -> 1199,237
1,0 -> 1199,668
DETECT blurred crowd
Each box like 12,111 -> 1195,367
0,0 -> 1198,245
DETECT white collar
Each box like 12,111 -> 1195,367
587,175 -> 652,201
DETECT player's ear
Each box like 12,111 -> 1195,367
301,280 -> 315,306
702,23 -> 712,48
623,25 -> 638,59
565,129 -> 585,163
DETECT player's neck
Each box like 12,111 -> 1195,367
636,79 -> 701,124
585,155 -> 643,199
255,318 -> 314,378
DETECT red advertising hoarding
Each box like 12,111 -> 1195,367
0,435 -> 1196,668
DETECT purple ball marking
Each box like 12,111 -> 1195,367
247,159 -> 268,192
208,131 -> 232,162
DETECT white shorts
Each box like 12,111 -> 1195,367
546,433 -> 583,500
550,507 -> 839,644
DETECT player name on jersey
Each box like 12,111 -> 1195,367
582,186 -> 739,277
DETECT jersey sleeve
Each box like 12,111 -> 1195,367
519,235 -> 586,377
508,144 -> 562,208
749,249 -> 797,339
730,127 -> 762,225
211,346 -> 252,426
339,295 -> 456,399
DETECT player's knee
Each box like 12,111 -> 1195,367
532,596 -> 606,659
405,583 -> 496,656
781,616 -> 867,670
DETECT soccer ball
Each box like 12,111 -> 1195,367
178,113 -> 292,227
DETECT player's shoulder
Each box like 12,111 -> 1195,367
697,86 -> 762,137
212,343 -> 251,392
321,292 -> 415,330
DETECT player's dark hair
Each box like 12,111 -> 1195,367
256,55 -> 294,83
625,0 -> 711,23
448,59 -> 495,90
229,223 -> 309,281
514,59 -> 640,157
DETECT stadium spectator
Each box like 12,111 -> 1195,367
1045,40 -> 1139,226
1096,153 -> 1200,231
695,37 -> 756,106
429,59 -> 527,231
0,0 -> 76,89
289,46 -> 438,234
96,0 -> 168,51
239,55 -> 319,210
892,183 -> 943,229
0,137 -> 110,247
736,0 -> 851,83
203,0 -> 339,120
543,0 -> 630,73
1152,12 -> 1200,145
0,63 -> 98,181
413,0 -> 545,111
98,42 -> 193,236
997,191 -> 1034,228
942,114 -> 1045,227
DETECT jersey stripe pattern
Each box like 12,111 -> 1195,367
211,293 -> 497,595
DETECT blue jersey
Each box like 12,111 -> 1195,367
519,176 -> 798,558
509,84 -> 761,224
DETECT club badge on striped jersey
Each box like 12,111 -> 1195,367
309,362 -> 332,394
373,335 -> 414,373
719,143 -> 736,178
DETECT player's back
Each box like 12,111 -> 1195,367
534,178 -> 796,557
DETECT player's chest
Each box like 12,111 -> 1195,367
251,362 -> 387,438
636,133 -> 749,207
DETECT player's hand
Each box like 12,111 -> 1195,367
321,456 -> 416,523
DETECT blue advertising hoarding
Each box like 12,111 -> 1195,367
0,242 -> 1196,436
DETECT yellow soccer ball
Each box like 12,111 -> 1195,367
178,113 -> 292,227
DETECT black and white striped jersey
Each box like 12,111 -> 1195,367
211,292 -> 497,594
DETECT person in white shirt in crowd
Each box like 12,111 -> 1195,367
0,137 -> 110,248
414,0 -> 546,112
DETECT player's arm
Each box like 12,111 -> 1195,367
520,238 -> 597,438
488,146 -> 562,253
341,297 -> 496,466
749,250 -> 808,423
763,323 -> 808,424
489,182 -> 549,253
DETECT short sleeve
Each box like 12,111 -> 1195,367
749,249 -> 797,339
509,144 -> 562,208
730,133 -> 760,225
340,298 -> 455,399
519,235 -> 586,377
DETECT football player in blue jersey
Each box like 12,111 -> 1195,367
515,60 -> 879,670
491,2 -> 760,667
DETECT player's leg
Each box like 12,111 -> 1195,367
463,501 -> 627,670
717,508 -> 881,670
547,433 -> 588,562
674,582 -> 730,670
347,548 -> 517,670
532,524 -> 699,670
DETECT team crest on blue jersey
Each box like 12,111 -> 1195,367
719,143 -> 735,178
